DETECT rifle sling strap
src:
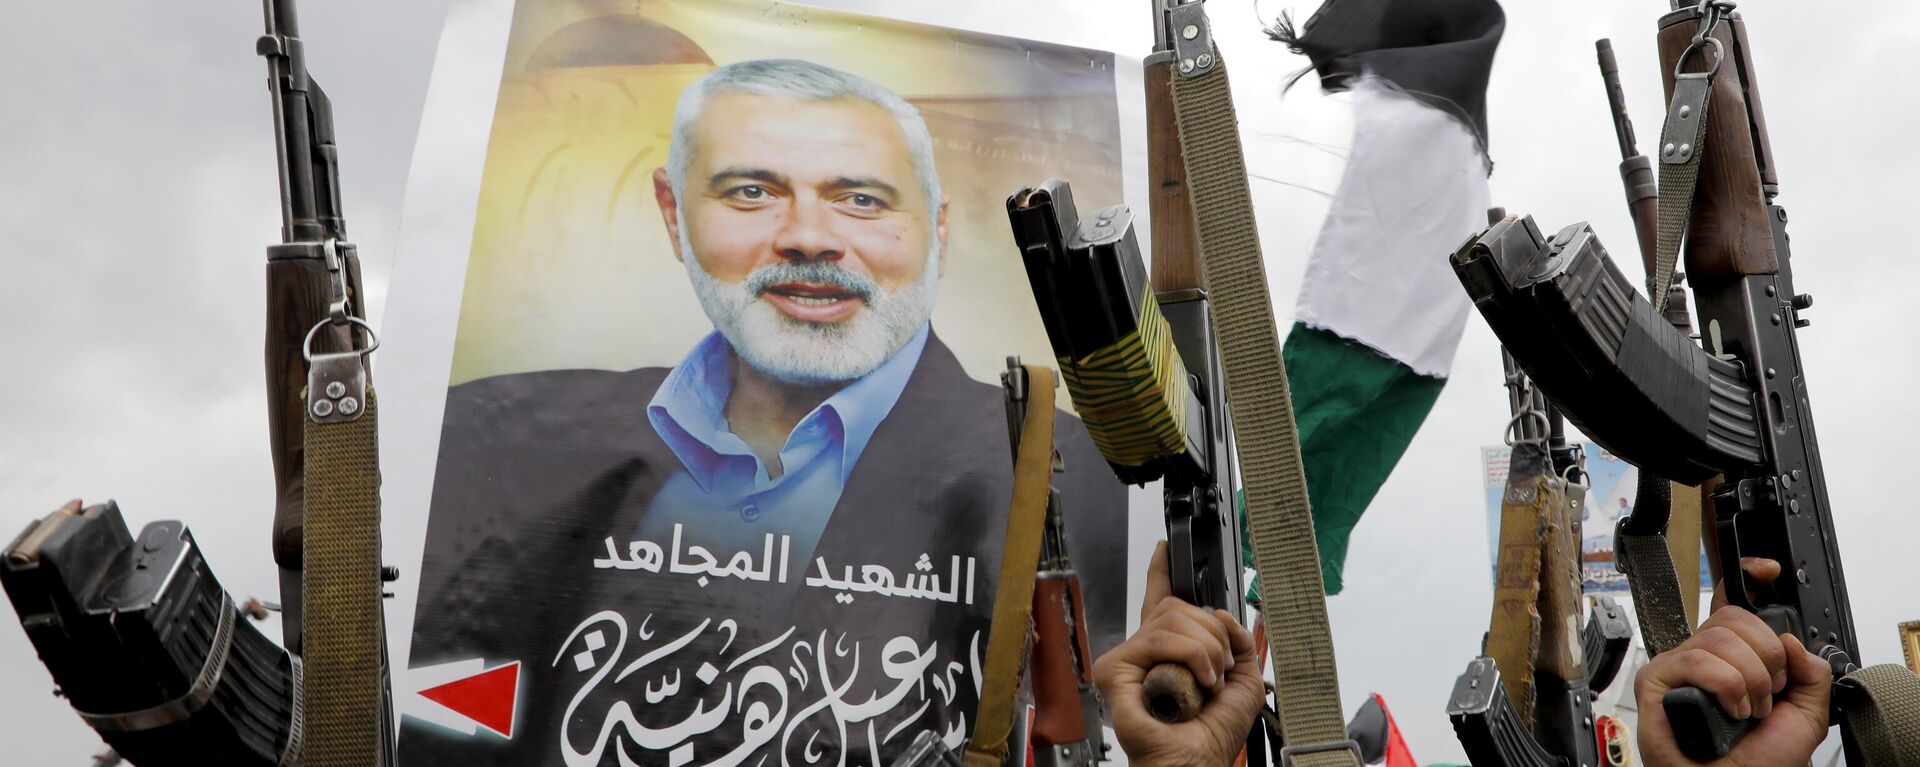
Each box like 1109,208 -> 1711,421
1652,61 -> 1714,314
1169,52 -> 1358,765
965,365 -> 1057,767
1615,529 -> 1693,657
1836,664 -> 1920,767
301,387 -> 385,765
1617,474 -> 1693,657
1485,445 -> 1552,733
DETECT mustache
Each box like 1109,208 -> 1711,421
742,261 -> 879,301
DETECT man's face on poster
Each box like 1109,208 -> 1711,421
654,88 -> 950,385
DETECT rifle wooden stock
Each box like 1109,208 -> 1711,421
1657,12 -> 1777,283
1724,18 -> 1778,193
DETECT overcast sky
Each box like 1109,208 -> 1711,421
4,1 -> 1918,765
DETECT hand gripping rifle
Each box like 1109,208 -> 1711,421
3,3 -> 393,763
1453,6 -> 1920,747
1008,180 -> 1243,729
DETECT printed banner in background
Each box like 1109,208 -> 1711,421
1480,444 -> 1709,594
396,2 -> 1137,764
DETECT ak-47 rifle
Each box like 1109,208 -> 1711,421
1445,211 -> 1634,767
258,0 -> 394,762
1011,1 -> 1364,763
1002,359 -> 1110,767
1014,0 -> 1253,731
901,360 -> 1110,767
2,2 -> 394,764
1008,180 -> 1243,728
1453,4 -> 1920,759
4,502 -> 304,764
1445,345 -> 1633,767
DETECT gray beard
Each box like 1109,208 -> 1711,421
680,223 -> 938,385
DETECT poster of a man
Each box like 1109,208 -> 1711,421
400,3 -> 1136,764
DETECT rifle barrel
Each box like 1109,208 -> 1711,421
261,0 -> 300,241
1595,40 -> 1636,160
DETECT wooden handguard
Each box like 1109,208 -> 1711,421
1031,578 -> 1091,745
1144,56 -> 1204,293
265,254 -> 361,571
1657,11 -> 1777,282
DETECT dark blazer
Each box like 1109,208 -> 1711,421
399,333 -> 1128,766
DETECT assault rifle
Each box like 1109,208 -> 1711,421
1454,3 -> 1920,738
1445,343 -> 1634,767
1007,1 -> 1364,763
1002,359 -> 1110,767
259,0 -> 395,760
900,360 -> 1109,767
1008,179 -> 1243,727
1010,176 -> 1270,759
5,1 -> 394,762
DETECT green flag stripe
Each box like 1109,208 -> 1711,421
1281,322 -> 1446,595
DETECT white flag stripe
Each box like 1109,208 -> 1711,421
1294,76 -> 1492,378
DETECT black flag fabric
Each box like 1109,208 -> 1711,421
1275,0 -> 1505,154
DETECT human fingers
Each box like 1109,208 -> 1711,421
1141,602 -> 1236,690
1741,557 -> 1782,586
1217,609 -> 1255,661
1141,541 -> 1171,625
1776,632 -> 1833,720
1710,557 -> 1782,612
1689,622 -> 1779,720
1723,632 -> 1832,767
1645,646 -> 1759,721
1700,608 -> 1791,716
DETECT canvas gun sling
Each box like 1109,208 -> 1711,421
966,365 -> 1058,767
1485,443 -> 1553,732
1166,7 -> 1358,762
1486,440 -> 1592,723
300,350 -> 384,765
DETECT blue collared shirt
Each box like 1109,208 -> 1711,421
639,325 -> 930,564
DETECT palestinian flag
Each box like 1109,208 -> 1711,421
1349,693 -> 1420,767
1273,0 -> 1505,594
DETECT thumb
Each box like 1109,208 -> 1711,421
1777,633 -> 1832,717
1141,541 -> 1172,625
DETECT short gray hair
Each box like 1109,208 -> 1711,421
665,59 -> 943,228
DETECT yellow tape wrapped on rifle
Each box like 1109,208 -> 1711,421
1056,289 -> 1191,468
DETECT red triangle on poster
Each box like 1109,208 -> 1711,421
420,661 -> 520,738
